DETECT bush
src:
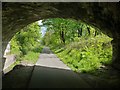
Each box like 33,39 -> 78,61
54,34 -> 112,74
10,22 -> 42,64
22,51 -> 40,64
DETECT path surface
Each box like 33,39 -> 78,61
28,47 -> 91,88
3,47 -> 120,88
35,47 -> 70,70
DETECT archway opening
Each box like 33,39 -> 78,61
3,18 -> 113,77
4,17 -> 120,88
2,2 -> 120,88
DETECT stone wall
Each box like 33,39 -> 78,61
2,2 -> 120,70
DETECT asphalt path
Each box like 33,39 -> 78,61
28,47 -> 91,88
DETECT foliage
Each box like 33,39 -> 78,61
53,35 -> 112,74
42,18 -> 112,75
10,36 -> 20,55
10,22 -> 42,64
10,18 -> 113,76
42,18 -> 102,46
15,22 -> 41,55
21,51 -> 40,64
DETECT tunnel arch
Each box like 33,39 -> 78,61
2,2 -> 120,71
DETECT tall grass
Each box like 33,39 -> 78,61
21,51 -> 40,64
52,34 -> 112,75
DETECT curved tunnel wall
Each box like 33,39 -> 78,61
2,2 -> 120,70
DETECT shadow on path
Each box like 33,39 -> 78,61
3,65 -> 90,88
2,47 -> 120,88
2,64 -> 120,88
28,65 -> 90,88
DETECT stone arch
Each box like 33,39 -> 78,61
2,2 -> 120,70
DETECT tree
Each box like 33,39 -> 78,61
11,22 -> 41,55
42,18 -> 102,47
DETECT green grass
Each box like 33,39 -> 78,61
52,34 -> 113,76
21,51 -> 40,64
4,45 -> 43,74
10,46 -> 43,65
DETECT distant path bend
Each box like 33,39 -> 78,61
36,47 -> 70,70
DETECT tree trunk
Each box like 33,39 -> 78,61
94,30 -> 97,36
87,27 -> 90,35
60,30 -> 65,44
78,28 -> 82,37
61,30 -> 65,44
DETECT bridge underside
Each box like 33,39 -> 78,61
2,2 -> 120,71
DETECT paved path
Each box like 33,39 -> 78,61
36,47 -> 70,70
3,47 -> 120,88
28,47 -> 91,88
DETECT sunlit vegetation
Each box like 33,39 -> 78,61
10,22 -> 43,64
41,18 -> 113,75
10,18 -> 113,76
